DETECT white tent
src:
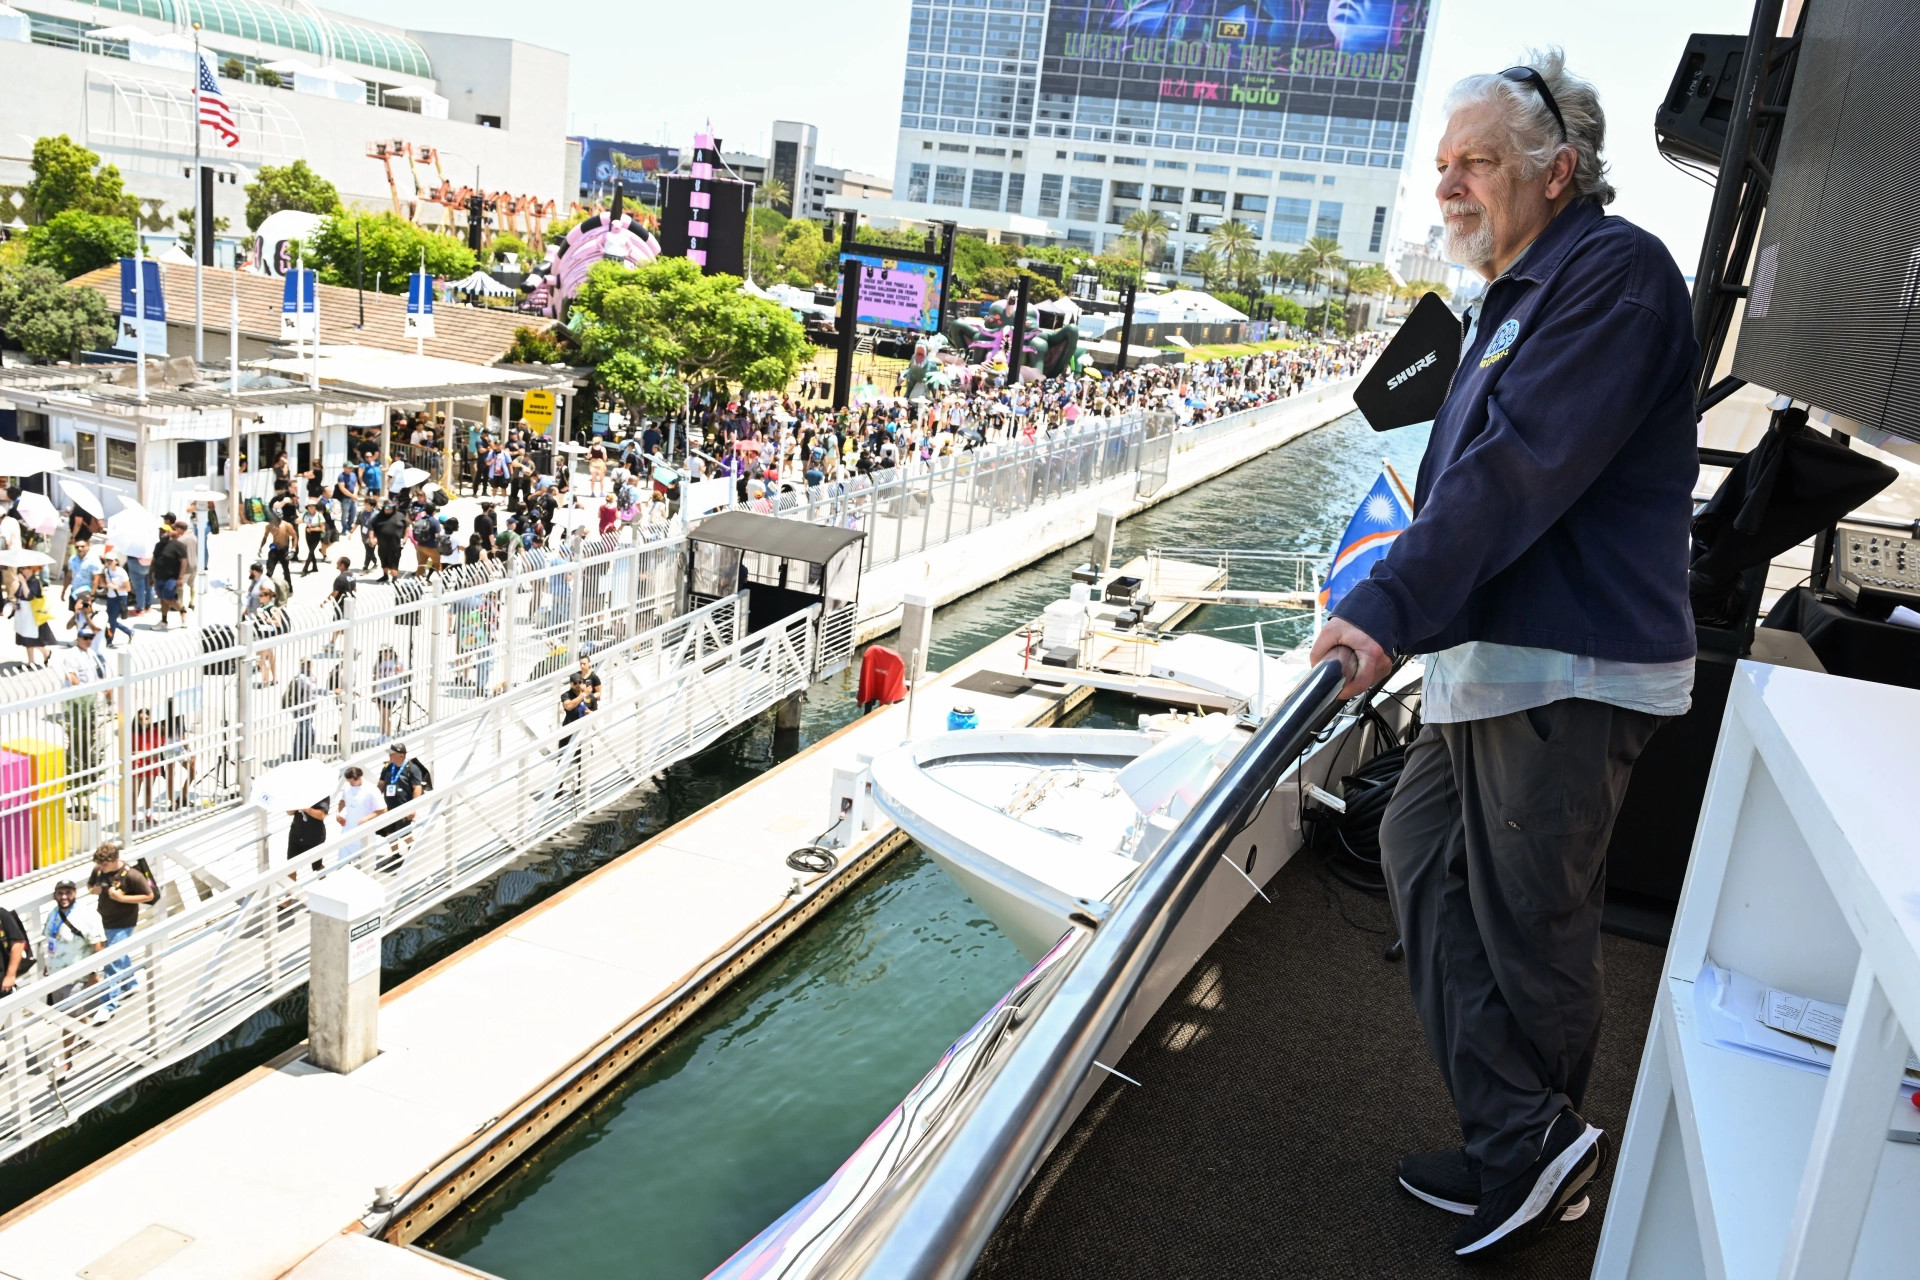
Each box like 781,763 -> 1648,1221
0,4 -> 32,44
88,25 -> 195,72
448,271 -> 518,299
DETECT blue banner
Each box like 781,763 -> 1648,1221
281,269 -> 316,315
118,258 -> 165,321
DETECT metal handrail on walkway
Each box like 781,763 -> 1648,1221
0,599 -> 823,1162
808,656 -> 1354,1280
0,535 -> 687,897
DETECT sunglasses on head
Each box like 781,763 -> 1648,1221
1500,66 -> 1567,143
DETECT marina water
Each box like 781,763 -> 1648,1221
424,410 -> 1430,1278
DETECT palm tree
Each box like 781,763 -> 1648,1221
755,177 -> 792,216
1207,218 -> 1257,266
1293,236 -> 1346,333
1339,263 -> 1392,329
1183,248 -> 1222,289
1260,249 -> 1295,296
1121,208 -> 1174,274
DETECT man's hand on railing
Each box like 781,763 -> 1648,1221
1309,617 -> 1390,699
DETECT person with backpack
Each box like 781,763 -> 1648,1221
0,900 -> 33,998
41,879 -> 94,1072
375,742 -> 431,872
87,840 -> 153,1021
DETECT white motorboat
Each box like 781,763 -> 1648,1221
867,715 -> 1245,960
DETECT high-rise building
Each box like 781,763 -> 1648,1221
770,120 -> 818,217
890,0 -> 1437,273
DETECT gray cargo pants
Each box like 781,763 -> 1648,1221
1379,698 -> 1661,1191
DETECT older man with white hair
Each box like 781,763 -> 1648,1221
1310,51 -> 1698,1258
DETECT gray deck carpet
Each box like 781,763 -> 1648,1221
972,850 -> 1664,1280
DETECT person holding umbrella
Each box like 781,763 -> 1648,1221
8,556 -> 56,666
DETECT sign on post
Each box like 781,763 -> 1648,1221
837,253 -> 945,332
115,258 -> 166,355
521,388 -> 556,435
405,272 -> 436,338
280,269 -> 317,339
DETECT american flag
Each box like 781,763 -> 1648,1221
196,52 -> 239,148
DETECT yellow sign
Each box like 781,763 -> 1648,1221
521,388 -> 556,435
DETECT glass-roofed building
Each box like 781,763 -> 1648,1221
2,0 -> 570,262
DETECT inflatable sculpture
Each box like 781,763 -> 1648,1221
950,292 -> 1087,380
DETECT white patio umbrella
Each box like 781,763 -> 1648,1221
183,487 -> 227,503
253,759 -> 340,812
0,548 -> 53,569
389,465 -> 431,490
0,439 -> 65,477
13,491 -> 58,536
59,478 -> 105,517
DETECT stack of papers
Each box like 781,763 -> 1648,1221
1696,962 -> 1920,1086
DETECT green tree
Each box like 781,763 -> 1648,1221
1263,295 -> 1307,327
755,177 -> 792,217
1207,219 -> 1257,266
26,135 -> 138,223
1260,249 -> 1296,295
1183,248 -> 1221,288
256,67 -> 283,88
488,231 -> 530,265
573,256 -> 810,412
242,159 -> 341,232
1121,208 -> 1173,273
972,266 -> 1064,303
504,325 -> 571,364
173,209 -> 231,259
1210,289 -> 1252,316
25,210 -> 136,279
299,211 -> 474,294
0,263 -> 117,361
219,56 -> 245,80
1292,236 -> 1346,333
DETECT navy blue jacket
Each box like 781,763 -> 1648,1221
1332,199 -> 1699,663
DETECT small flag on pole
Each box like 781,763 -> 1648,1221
1320,470 -> 1411,611
196,52 -> 239,149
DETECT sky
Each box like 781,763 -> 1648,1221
331,0 -> 1757,269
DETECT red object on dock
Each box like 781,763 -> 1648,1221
858,646 -> 907,706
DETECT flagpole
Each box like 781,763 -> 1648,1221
1382,457 -> 1414,512
135,235 -> 147,404
192,25 -> 204,366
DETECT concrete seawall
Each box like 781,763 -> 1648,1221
855,378 -> 1359,642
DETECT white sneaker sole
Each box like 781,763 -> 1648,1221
1399,1177 -> 1590,1221
1454,1123 -> 1603,1255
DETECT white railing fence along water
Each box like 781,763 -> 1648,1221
0,592 -> 823,1163
754,377 -> 1356,571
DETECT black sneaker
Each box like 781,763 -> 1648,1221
1450,1112 -> 1606,1257
1398,1147 -> 1589,1220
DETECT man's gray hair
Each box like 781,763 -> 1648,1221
1444,47 -> 1615,206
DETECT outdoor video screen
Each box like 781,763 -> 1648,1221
838,254 -> 946,333
1045,0 -> 1431,103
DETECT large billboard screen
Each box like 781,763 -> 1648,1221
576,138 -> 679,202
1045,0 -> 1430,104
838,254 -> 946,332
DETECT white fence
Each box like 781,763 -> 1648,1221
0,590 -> 826,1162
0,536 -> 686,896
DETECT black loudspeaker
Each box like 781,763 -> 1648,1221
1733,0 -> 1920,446
658,175 -> 750,278
1655,33 -> 1749,171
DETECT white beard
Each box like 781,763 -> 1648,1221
1443,202 -> 1495,270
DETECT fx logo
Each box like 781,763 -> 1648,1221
1215,18 -> 1248,39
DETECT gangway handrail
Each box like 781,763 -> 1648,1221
810,654 -> 1355,1279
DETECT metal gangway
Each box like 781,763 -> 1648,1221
0,576 -> 854,1163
